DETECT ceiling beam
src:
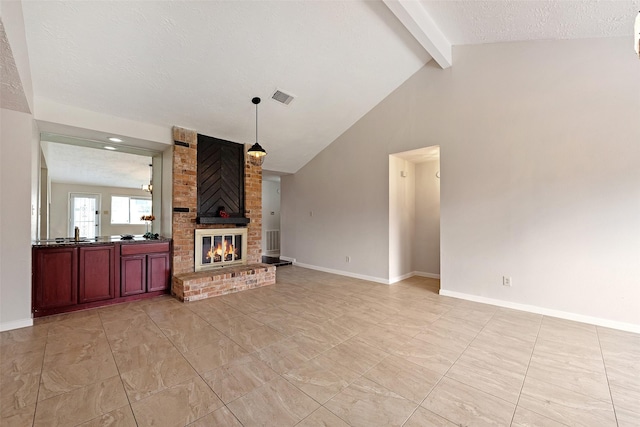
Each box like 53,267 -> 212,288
383,0 -> 452,69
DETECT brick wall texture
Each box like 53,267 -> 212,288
172,264 -> 276,302
171,126 -> 263,275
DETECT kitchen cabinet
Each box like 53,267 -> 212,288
33,246 -> 78,311
32,238 -> 171,317
79,245 -> 115,303
147,252 -> 171,292
121,242 -> 171,295
121,254 -> 146,296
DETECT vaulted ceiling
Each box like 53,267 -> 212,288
17,0 -> 640,177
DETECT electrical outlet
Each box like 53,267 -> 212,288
503,276 -> 512,287
346,256 -> 351,263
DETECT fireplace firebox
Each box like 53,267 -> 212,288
195,228 -> 248,271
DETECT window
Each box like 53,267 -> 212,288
111,196 -> 152,224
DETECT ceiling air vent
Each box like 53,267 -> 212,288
271,90 -> 295,105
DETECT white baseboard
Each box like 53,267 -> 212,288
289,264 -> 440,286
413,271 -> 441,279
293,262 -> 390,285
439,289 -> 640,334
389,272 -> 414,284
279,265 -> 637,333
0,318 -> 33,332
389,271 -> 440,284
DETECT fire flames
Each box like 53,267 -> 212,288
206,239 -> 236,263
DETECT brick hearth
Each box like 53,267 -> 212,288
170,126 -> 275,301
173,264 -> 275,301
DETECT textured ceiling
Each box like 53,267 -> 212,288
0,21 -> 30,113
22,0 -> 431,174
43,140 -> 152,189
19,0 -> 640,178
420,0 -> 639,45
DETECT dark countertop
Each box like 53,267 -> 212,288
32,235 -> 171,248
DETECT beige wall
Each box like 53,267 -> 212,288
50,182 -> 152,237
0,0 -> 36,331
389,156 -> 415,281
281,139 -> 389,281
282,37 -> 640,329
1,108 -> 35,330
414,159 -> 440,276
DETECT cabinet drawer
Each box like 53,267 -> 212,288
121,242 -> 169,255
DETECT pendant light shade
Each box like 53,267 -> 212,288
247,97 -> 267,166
142,163 -> 153,194
248,142 -> 267,158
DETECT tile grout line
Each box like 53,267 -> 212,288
507,313 -> 543,426
183,296 -> 327,426
30,323 -> 51,427
153,301 -> 233,425
96,308 -> 141,427
195,297 -> 349,426
202,282 -> 424,426
595,326 -> 620,427
410,305 -> 502,426
15,271 -> 631,427
519,318 -> 618,425
297,314 -> 412,426
380,299 -> 474,426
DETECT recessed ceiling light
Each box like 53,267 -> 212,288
108,137 -> 123,142
104,146 -> 117,150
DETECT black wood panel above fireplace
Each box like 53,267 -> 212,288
196,134 -> 249,225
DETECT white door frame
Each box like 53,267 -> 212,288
68,193 -> 101,238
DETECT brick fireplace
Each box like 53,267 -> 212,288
170,126 -> 275,301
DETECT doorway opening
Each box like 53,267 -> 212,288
261,173 -> 292,266
69,193 -> 101,238
389,146 -> 440,288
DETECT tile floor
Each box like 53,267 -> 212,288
1,266 -> 638,426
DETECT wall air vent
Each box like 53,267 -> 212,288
271,90 -> 295,105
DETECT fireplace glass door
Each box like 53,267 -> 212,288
201,233 -> 243,266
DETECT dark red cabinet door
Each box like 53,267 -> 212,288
33,247 -> 78,310
78,245 -> 115,303
121,255 -> 146,296
147,253 -> 170,292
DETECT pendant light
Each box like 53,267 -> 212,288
142,164 -> 153,194
247,97 -> 267,166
